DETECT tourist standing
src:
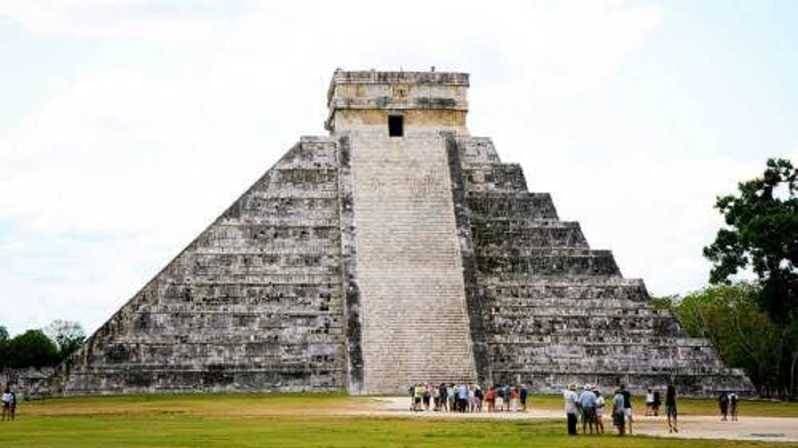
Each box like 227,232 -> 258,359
468,385 -> 476,413
495,385 -> 504,412
1,386 -> 13,422
594,388 -> 605,434
438,383 -> 448,412
520,384 -> 529,412
457,383 -> 468,413
665,384 -> 678,433
612,388 -> 626,436
485,386 -> 496,412
474,385 -> 483,412
563,384 -> 579,436
510,386 -> 520,412
432,383 -> 440,411
620,385 -> 633,434
8,390 -> 15,421
447,384 -> 456,412
645,388 -> 654,416
578,386 -> 597,434
423,383 -> 431,411
503,384 -> 512,412
719,391 -> 729,421
729,392 -> 738,421
414,384 -> 425,411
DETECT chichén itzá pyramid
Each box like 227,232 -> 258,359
52,69 -> 754,396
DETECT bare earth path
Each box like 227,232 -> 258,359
349,397 -> 798,443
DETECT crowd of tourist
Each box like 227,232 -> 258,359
409,383 -> 529,413
407,381 -> 741,438
563,383 -> 686,436
562,383 -> 741,437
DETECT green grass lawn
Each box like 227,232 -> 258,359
1,393 -> 796,448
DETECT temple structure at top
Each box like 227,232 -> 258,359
52,69 -> 753,396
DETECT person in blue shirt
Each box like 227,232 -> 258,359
457,383 -> 468,413
578,386 -> 597,434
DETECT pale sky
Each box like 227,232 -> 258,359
1,1 -> 796,336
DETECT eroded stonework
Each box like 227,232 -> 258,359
54,70 -> 753,396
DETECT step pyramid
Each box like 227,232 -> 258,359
52,70 -> 753,396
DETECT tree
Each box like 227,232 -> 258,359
44,320 -> 86,363
667,284 -> 783,396
704,158 -> 798,322
704,158 -> 798,398
5,330 -> 60,369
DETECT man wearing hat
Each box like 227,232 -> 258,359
563,384 -> 579,435
578,384 -> 598,434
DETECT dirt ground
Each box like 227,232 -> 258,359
353,397 -> 798,443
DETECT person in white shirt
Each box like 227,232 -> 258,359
645,388 -> 655,416
563,384 -> 579,435
1,386 -> 13,422
594,388 -> 605,434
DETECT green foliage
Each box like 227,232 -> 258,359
703,158 -> 798,398
5,329 -> 60,369
649,295 -> 677,312
44,319 -> 86,363
668,284 -> 784,395
704,158 -> 798,324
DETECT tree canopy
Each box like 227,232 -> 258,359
704,158 -> 798,324
44,319 -> 86,363
0,321 -> 87,370
702,158 -> 798,398
3,329 -> 60,369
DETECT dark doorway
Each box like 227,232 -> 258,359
388,115 -> 404,137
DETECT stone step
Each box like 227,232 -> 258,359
467,192 -> 559,220
87,341 -> 345,367
476,250 -> 621,277
456,136 -> 501,165
483,282 -> 648,302
487,315 -> 681,338
232,196 -> 340,222
198,224 -> 340,250
487,305 -> 671,316
64,368 -> 343,394
473,220 -> 589,249
486,327 -> 677,339
462,163 -> 527,193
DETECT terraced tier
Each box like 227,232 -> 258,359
451,135 -> 754,395
54,137 -> 349,395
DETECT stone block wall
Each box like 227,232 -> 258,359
53,137 -> 348,395
1,368 -> 54,401
450,135 -> 753,395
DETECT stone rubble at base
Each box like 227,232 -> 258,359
50,70 -> 754,397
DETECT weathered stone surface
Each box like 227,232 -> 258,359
53,138 -> 348,395
53,69 -> 753,397
451,135 -> 753,395
1,368 -> 54,400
